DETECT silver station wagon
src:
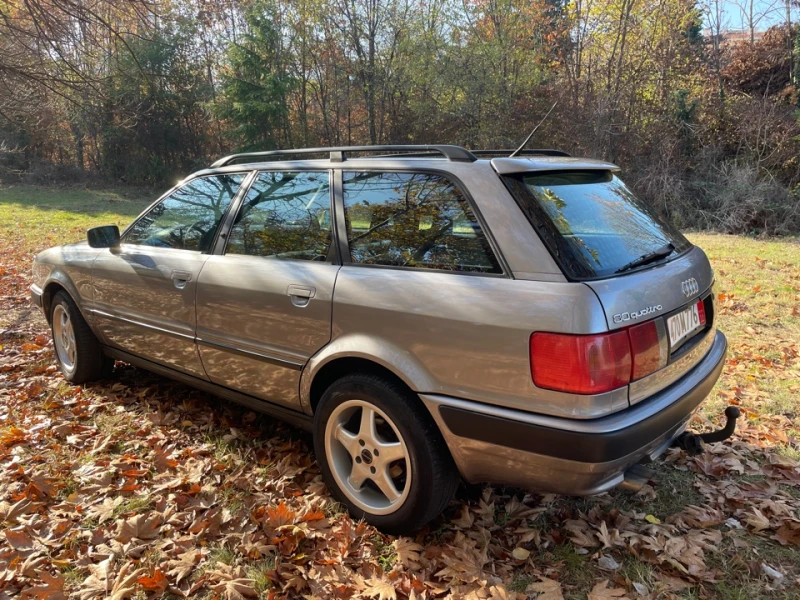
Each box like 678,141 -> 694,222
31,145 -> 737,533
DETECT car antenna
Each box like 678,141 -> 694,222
509,101 -> 558,158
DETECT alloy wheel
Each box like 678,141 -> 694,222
52,304 -> 77,374
324,399 -> 411,515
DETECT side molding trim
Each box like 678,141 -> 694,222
196,337 -> 304,371
89,309 -> 195,342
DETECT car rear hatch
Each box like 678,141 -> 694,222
495,158 -> 717,404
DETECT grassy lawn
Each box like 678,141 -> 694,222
0,184 -> 155,252
1,185 -> 799,599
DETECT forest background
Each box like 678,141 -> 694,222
2,0 -> 800,234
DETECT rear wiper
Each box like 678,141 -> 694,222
615,242 -> 675,274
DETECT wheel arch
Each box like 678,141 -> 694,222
42,277 -> 76,323
300,336 -> 437,415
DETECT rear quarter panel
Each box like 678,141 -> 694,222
303,266 -> 610,417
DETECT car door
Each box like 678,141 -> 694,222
195,169 -> 339,408
90,172 -> 249,377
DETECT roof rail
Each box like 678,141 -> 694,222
210,145 -> 477,168
471,149 -> 571,158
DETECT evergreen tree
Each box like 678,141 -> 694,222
214,1 -> 295,151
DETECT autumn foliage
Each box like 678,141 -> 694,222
1,0 -> 800,233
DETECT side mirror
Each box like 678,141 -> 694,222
87,225 -> 121,248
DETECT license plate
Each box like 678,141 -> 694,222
667,302 -> 704,350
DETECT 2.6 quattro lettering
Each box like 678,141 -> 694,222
612,304 -> 663,324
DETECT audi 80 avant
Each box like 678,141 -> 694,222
31,145 -> 732,532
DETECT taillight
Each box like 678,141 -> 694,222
530,331 -> 632,394
531,318 -> 669,394
628,320 -> 667,381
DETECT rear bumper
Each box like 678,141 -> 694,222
421,330 -> 727,495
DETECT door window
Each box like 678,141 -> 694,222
124,173 -> 245,251
342,172 -> 501,273
226,171 -> 332,261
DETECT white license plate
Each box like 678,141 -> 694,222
667,303 -> 702,350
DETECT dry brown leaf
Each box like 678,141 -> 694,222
264,501 -> 296,528
109,563 -> 147,600
597,520 -> 619,548
78,558 -> 144,600
565,519 -> 596,547
526,577 -> 564,600
210,578 -> 258,600
0,498 -> 36,522
394,538 -> 424,570
153,445 -> 179,472
167,550 -> 202,583
4,527 -> 35,551
363,576 -> 398,600
451,505 -> 475,529
511,547 -> 530,560
115,511 -> 161,542
91,496 -> 124,524
744,507 -> 771,532
488,585 -> 511,600
20,571 -> 66,600
137,569 -> 168,594
772,521 -> 800,545
587,580 -> 630,600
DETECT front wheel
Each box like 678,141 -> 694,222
313,373 -> 458,534
50,291 -> 113,383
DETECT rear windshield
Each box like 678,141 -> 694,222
503,170 -> 691,280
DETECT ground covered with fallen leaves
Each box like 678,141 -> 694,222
1,185 -> 800,600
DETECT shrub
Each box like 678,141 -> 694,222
682,162 -> 800,235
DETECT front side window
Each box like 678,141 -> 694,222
125,174 -> 245,251
342,172 -> 501,273
226,171 -> 332,261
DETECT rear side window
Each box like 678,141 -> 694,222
342,172 -> 501,273
504,171 -> 691,279
125,174 -> 244,251
226,171 -> 332,261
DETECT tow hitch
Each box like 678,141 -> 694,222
618,406 -> 740,492
674,406 -> 741,456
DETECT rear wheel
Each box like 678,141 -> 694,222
50,291 -> 113,383
313,373 -> 458,534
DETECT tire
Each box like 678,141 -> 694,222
313,373 -> 459,534
50,291 -> 114,384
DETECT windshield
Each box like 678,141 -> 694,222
503,170 -> 691,279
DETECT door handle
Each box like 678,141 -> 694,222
287,284 -> 316,307
171,270 -> 192,289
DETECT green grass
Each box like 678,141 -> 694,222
687,234 -> 800,438
606,463 -> 704,520
113,494 -> 155,518
547,542 -> 599,599
246,558 -> 275,594
0,184 -> 154,252
688,233 -> 800,343
205,544 -> 237,569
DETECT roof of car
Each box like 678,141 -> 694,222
201,145 -> 620,176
